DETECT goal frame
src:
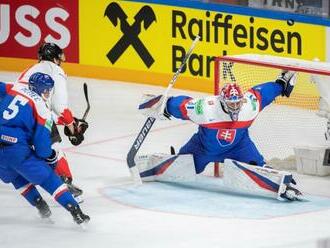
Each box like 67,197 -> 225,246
213,54 -> 330,177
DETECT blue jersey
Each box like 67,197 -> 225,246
166,82 -> 283,173
0,82 -> 53,159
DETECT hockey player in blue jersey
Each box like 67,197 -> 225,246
137,70 -> 302,201
0,72 -> 90,224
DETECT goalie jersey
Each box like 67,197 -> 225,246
0,82 -> 53,159
166,82 -> 283,172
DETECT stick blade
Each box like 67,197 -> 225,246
83,83 -> 88,101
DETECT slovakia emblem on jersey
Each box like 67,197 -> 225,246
217,129 -> 236,146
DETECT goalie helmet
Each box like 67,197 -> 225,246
29,72 -> 54,100
219,83 -> 244,121
38,42 -> 64,64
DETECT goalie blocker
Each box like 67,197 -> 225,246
135,153 -> 302,201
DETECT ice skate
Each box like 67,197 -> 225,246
35,197 -> 52,218
66,204 -> 90,225
61,176 -> 84,203
280,185 -> 303,201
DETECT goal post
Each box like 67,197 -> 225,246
213,54 -> 330,177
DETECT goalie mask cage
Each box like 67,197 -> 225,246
213,54 -> 330,177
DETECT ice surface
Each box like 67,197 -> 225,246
0,71 -> 329,248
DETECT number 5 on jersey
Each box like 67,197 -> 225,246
3,95 -> 28,120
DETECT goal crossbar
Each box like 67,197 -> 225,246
215,54 -> 330,76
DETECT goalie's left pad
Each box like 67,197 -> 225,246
223,159 -> 302,201
138,94 -> 171,120
135,153 -> 196,182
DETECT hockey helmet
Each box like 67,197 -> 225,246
219,83 -> 244,121
38,42 -> 64,63
29,72 -> 54,100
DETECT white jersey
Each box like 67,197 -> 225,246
183,90 -> 261,129
17,61 -> 74,125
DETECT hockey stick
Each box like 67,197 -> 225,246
126,36 -> 200,180
63,83 -> 90,145
82,83 -> 90,121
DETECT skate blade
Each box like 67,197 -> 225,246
77,219 -> 90,230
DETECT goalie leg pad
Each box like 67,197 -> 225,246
223,159 -> 298,200
135,153 -> 196,182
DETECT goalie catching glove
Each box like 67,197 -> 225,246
64,117 -> 89,146
138,94 -> 171,120
276,70 -> 298,97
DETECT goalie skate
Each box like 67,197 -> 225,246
280,185 -> 303,201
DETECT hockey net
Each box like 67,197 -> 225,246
213,54 -> 330,176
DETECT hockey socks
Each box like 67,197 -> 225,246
40,172 -> 78,208
12,176 -> 42,207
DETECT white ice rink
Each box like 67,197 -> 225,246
0,71 -> 330,248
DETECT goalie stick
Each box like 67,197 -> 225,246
126,36 -> 200,179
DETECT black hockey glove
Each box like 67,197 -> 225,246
45,149 -> 58,169
64,118 -> 88,146
64,126 -> 84,146
76,118 -> 89,134
275,70 -> 297,97
68,133 -> 84,146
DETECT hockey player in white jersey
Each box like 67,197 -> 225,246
16,43 -> 87,200
137,70 -> 302,201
